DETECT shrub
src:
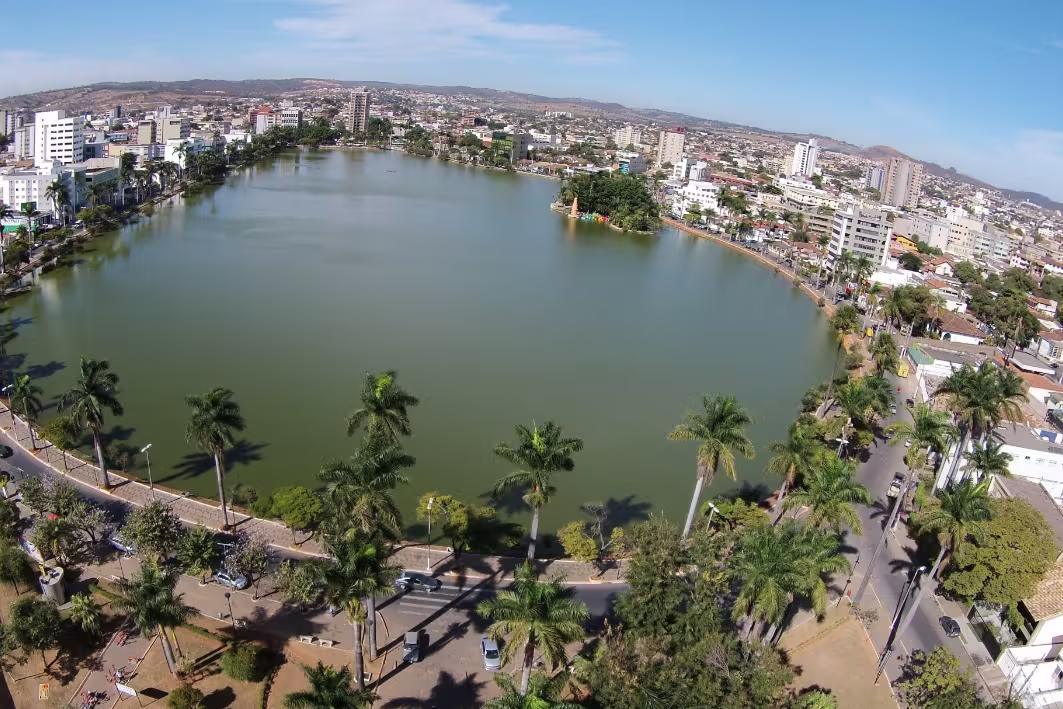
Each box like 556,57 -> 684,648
221,641 -> 268,682
167,683 -> 204,709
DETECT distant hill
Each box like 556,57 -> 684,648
3,77 -> 1059,211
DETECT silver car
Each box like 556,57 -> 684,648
481,636 -> 501,671
213,570 -> 249,590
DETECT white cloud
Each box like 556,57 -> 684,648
274,0 -> 622,64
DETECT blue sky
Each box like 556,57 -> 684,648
5,0 -> 1062,200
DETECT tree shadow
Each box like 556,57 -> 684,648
202,686 -> 236,708
719,481 -> 772,505
601,495 -> 652,528
379,670 -> 486,708
481,485 -> 528,516
24,360 -> 65,381
160,440 -> 268,483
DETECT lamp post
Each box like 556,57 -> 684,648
140,443 -> 155,501
224,592 -> 236,633
1,384 -> 12,428
875,564 -> 927,684
425,496 -> 434,571
704,501 -> 720,531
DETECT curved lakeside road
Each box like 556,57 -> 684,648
1,150 -> 836,531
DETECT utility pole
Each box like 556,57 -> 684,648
852,466 -> 916,608
875,565 -> 929,684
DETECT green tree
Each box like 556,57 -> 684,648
869,333 -> 900,374
493,421 -> 584,559
284,661 -> 374,709
185,387 -> 246,528
115,565 -> 193,675
40,414 -> 81,471
9,374 -> 43,449
668,395 -> 755,539
782,455 -> 870,533
59,357 -> 123,489
913,479 -> 993,579
8,597 -> 63,666
899,252 -> 923,271
222,534 -> 271,599
320,539 -> 398,688
68,592 -> 102,636
275,559 -> 325,610
485,672 -> 579,709
0,542 -> 35,594
319,431 -> 412,542
176,527 -> 219,582
953,261 -> 982,285
791,690 -> 839,709
267,485 -> 322,543
31,516 -> 81,565
123,500 -> 183,562
944,498 -> 1058,606
897,647 -> 983,709
66,499 -> 111,545
767,422 -> 825,510
45,179 -> 70,226
477,562 -> 589,695
964,439 -> 1012,480
345,370 -> 419,443
167,684 -> 205,709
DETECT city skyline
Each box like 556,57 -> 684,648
3,0 -> 1062,201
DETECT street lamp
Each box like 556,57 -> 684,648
224,592 -> 236,633
140,443 -> 155,501
704,501 -> 720,531
425,496 -> 434,571
1,384 -> 12,428
875,564 -> 928,684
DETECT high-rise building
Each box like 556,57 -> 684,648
864,164 -> 885,193
33,110 -> 84,168
614,125 -> 641,149
827,202 -> 893,266
13,123 -> 35,159
137,120 -> 157,145
789,138 -> 820,177
656,127 -> 685,167
160,117 -> 190,142
882,157 -> 923,210
346,89 -> 371,134
279,108 -> 303,128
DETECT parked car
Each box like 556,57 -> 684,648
890,405 -> 898,415
481,636 -> 501,671
939,616 -> 961,638
0,445 -> 13,459
394,571 -> 441,593
213,570 -> 249,590
403,631 -> 422,663
887,474 -> 905,499
108,532 -> 136,556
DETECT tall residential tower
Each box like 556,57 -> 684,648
789,138 -> 820,177
882,157 -> 923,210
346,89 -> 371,134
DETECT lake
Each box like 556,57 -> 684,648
5,149 -> 836,532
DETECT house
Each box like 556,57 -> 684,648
925,277 -> 967,313
1037,331 -> 1063,365
932,310 -> 986,345
923,255 -> 955,278
1029,295 -> 1060,317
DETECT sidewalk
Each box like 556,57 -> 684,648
0,410 -> 620,584
69,622 -> 155,708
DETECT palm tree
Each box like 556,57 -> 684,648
917,479 -> 992,578
19,203 -> 37,236
10,374 -> 43,449
320,539 -> 398,687
870,333 -> 899,374
68,593 -> 102,636
45,180 -> 70,226
477,562 -> 589,696
485,672 -> 580,709
319,430 -> 413,541
782,455 -> 870,533
59,358 -> 123,489
185,387 -> 245,528
494,421 -> 584,559
964,439 -> 1012,481
115,565 -> 193,675
346,370 -> 419,443
767,422 -> 824,511
283,662 -> 374,709
668,395 -> 755,540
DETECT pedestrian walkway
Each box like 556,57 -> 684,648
0,410 -> 620,584
69,623 -> 154,709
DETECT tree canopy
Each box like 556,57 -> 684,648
559,172 -> 660,231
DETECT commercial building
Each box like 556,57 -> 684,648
614,125 -> 641,149
107,142 -> 164,164
893,213 -> 950,251
136,120 -> 156,145
13,123 -> 35,160
346,89 -> 371,134
616,151 -> 646,174
656,127 -> 685,167
827,202 -> 892,266
882,156 -> 923,209
278,107 -> 303,128
159,117 -> 191,142
789,138 -> 820,177
776,176 -> 839,211
33,110 -> 84,168
671,181 -> 720,219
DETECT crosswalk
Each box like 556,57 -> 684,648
386,585 -> 494,617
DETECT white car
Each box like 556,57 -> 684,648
481,637 -> 501,671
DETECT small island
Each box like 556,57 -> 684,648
556,171 -> 661,232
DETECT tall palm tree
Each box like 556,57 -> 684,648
477,562 -> 589,696
485,672 -> 580,709
668,395 -> 755,540
115,565 -> 193,675
283,662 -> 374,709
185,387 -> 245,528
870,333 -> 899,374
767,422 -> 824,511
782,455 -> 870,533
59,357 -> 123,489
10,374 -> 43,449
964,439 -> 1012,481
494,421 -> 584,559
320,539 -> 399,688
319,430 -> 413,541
44,180 -> 70,226
917,479 -> 992,579
19,203 -> 37,235
346,370 -> 419,443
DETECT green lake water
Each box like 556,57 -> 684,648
5,149 -> 836,532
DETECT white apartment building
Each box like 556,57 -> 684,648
614,125 -> 641,149
0,160 -> 88,217
278,108 -> 303,128
974,227 -> 1015,261
864,164 -> 885,192
13,123 -> 34,160
671,157 -> 690,181
164,137 -> 208,169
944,211 -> 985,260
882,156 -> 923,210
893,213 -> 950,251
789,138 -> 820,177
827,202 -> 892,266
775,176 -> 839,211
33,110 -> 84,168
656,128 -> 685,167
688,160 -> 710,181
671,181 -> 720,219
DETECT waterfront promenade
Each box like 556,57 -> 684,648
0,407 -> 616,583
